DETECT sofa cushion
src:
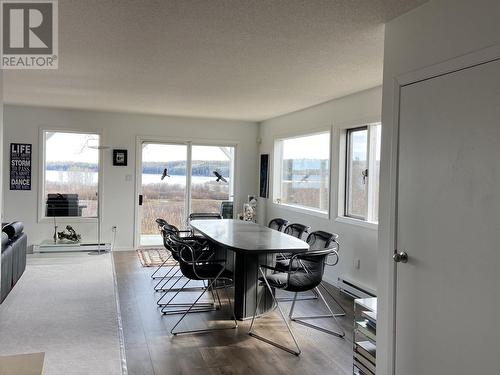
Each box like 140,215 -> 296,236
12,234 -> 27,285
3,222 -> 24,240
1,232 -> 9,250
1,245 -> 13,303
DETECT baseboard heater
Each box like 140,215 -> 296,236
337,278 -> 376,299
33,243 -> 112,253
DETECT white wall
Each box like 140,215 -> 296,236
0,70 -> 3,285
259,86 -> 382,289
378,0 -> 500,373
2,105 -> 259,250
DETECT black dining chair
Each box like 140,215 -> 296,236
268,218 -> 289,232
157,229 -> 218,315
277,223 -> 311,260
150,219 -> 192,280
275,231 -> 346,313
248,246 -> 345,356
276,230 -> 335,271
220,201 -> 234,219
188,212 -> 223,221
154,223 -> 208,290
275,223 -> 312,301
167,235 -> 238,335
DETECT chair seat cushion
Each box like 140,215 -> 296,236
261,270 -> 322,293
275,258 -> 303,272
262,272 -> 288,288
180,262 -> 233,281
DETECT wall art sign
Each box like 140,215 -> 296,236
113,149 -> 128,166
259,154 -> 269,198
10,143 -> 32,190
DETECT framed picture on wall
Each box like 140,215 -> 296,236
259,154 -> 269,198
113,149 -> 128,166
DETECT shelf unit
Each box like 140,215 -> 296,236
353,297 -> 377,375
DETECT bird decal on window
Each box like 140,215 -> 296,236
161,168 -> 170,180
300,174 -> 310,182
213,170 -> 228,183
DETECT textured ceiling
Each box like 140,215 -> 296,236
3,0 -> 428,121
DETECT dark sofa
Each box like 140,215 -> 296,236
1,222 -> 27,303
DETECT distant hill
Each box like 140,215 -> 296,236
46,162 -> 98,172
46,159 -> 330,177
142,161 -> 230,176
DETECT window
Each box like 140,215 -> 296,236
190,145 -> 235,214
345,123 -> 381,222
274,131 -> 330,214
43,131 -> 100,218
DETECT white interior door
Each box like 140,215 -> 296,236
395,59 -> 500,374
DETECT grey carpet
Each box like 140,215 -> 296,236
0,252 -> 124,375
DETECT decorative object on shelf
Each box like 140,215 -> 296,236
10,143 -> 32,191
57,225 -> 82,243
243,195 -> 257,222
112,149 -> 128,166
259,154 -> 269,198
52,215 -> 58,244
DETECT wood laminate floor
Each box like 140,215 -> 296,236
113,251 -> 355,375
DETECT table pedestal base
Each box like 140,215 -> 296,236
233,252 -> 275,320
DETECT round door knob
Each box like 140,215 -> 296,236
393,251 -> 408,263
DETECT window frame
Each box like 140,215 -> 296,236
38,128 -> 102,223
343,123 -> 381,224
134,135 -> 240,248
345,126 -> 369,221
272,129 -> 332,217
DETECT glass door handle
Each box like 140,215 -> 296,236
139,195 -> 143,206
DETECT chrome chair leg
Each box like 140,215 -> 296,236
171,270 -> 238,335
319,282 -> 346,316
276,288 -> 319,302
154,262 -> 181,291
151,253 -> 174,279
161,278 -> 217,315
289,285 -> 345,338
248,267 -> 302,356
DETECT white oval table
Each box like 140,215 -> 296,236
190,219 -> 309,320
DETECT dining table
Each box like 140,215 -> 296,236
189,219 -> 309,320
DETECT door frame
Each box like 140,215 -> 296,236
133,135 -> 240,249
380,42 -> 500,375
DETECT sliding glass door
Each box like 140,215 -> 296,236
138,141 -> 235,247
140,143 -> 188,246
191,145 -> 234,214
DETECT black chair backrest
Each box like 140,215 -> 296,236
268,218 -> 289,232
188,213 -> 222,221
286,248 -> 333,292
167,235 -> 204,280
220,201 -> 234,219
156,218 -> 168,230
306,231 -> 339,251
160,224 -> 183,252
284,223 -> 311,240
